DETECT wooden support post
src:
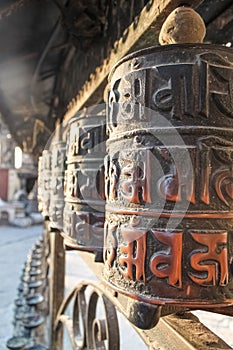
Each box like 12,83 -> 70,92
49,230 -> 65,350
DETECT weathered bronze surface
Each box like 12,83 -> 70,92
37,150 -> 51,219
104,44 -> 233,307
63,112 -> 106,254
49,141 -> 66,230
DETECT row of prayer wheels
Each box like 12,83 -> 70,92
38,42 -> 233,318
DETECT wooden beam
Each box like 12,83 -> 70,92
49,230 -> 65,350
205,4 -> 233,44
64,0 -> 204,121
0,0 -> 32,20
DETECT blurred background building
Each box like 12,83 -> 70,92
0,113 -> 39,225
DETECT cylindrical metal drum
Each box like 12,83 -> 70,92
37,156 -> 43,213
38,150 -> 51,218
49,141 -> 66,230
104,45 -> 233,308
63,112 -> 106,254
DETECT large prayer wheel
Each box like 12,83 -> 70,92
63,112 -> 106,255
104,45 -> 233,308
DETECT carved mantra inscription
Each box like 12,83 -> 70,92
105,138 -> 233,208
68,124 -> 105,158
108,53 -> 233,126
150,231 -> 183,289
63,206 -> 104,246
65,167 -> 105,202
105,227 -> 228,288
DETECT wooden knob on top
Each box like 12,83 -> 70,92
159,6 -> 206,45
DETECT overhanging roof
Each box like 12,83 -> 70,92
0,0 -> 232,156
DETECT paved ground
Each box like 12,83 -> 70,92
0,225 -> 233,349
0,225 -> 43,349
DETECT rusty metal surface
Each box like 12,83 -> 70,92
63,111 -> 106,254
104,44 -> 233,308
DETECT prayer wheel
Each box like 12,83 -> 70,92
49,141 -> 66,230
104,44 -> 233,308
63,112 -> 106,255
